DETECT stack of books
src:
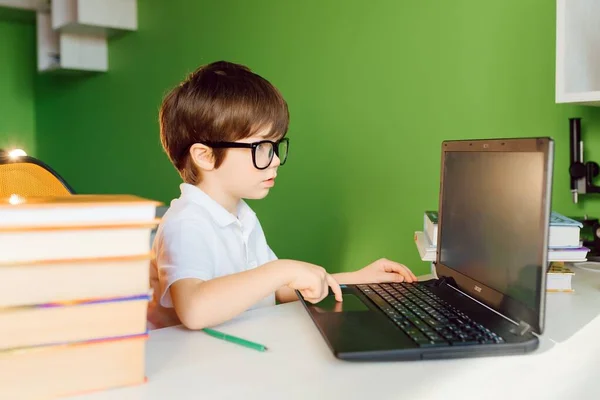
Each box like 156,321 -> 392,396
0,194 -> 159,399
414,210 -> 587,292
415,210 -> 589,263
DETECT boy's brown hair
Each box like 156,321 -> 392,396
159,61 -> 289,184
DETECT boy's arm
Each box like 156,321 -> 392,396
170,260 -> 342,329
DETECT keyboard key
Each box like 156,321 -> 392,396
423,318 -> 442,328
419,325 -> 434,334
425,332 -> 443,341
412,319 -> 426,328
407,332 -> 429,343
405,328 -> 421,336
397,320 -> 412,328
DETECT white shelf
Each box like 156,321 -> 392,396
0,0 -> 42,11
556,0 -> 600,106
37,11 -> 107,72
3,0 -> 135,73
36,11 -> 59,71
51,0 -> 137,37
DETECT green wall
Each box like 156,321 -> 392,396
35,0 -> 600,275
0,20 -> 36,155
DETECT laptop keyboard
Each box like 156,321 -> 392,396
357,283 -> 505,348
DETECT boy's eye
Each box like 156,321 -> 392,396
256,143 -> 273,157
254,142 -> 275,169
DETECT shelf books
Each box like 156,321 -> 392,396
420,210 -> 588,262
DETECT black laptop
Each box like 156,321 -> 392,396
299,137 -> 554,361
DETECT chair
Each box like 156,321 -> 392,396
0,150 -> 75,197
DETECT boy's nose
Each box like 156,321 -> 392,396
271,154 -> 281,168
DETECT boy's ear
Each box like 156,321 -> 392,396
189,143 -> 215,171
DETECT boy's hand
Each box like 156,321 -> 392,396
285,262 -> 343,304
352,258 -> 417,284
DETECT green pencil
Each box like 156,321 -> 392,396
202,328 -> 268,352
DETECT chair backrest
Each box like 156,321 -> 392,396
0,153 -> 75,197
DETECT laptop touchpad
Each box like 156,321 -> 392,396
313,294 -> 369,313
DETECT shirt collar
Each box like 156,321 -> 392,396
179,183 -> 256,229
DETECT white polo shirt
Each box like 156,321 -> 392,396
147,183 -> 278,329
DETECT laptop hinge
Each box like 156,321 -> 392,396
433,275 -> 458,288
510,320 -> 532,336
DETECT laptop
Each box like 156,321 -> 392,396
299,137 -> 554,361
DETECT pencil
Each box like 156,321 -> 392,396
202,328 -> 268,352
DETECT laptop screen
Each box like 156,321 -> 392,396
437,138 -> 553,333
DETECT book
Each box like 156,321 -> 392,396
0,334 -> 147,399
423,210 -> 584,248
0,255 -> 150,307
424,211 -> 439,246
0,194 -> 161,228
414,231 -> 436,262
0,294 -> 149,350
548,246 -> 589,262
549,212 -> 584,248
546,262 -> 575,292
0,223 -> 156,264
550,212 -> 584,226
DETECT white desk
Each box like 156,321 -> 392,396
73,269 -> 600,400
545,262 -> 600,343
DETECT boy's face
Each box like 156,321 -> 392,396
215,127 -> 281,201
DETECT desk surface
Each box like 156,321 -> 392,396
73,268 -> 600,400
545,263 -> 600,342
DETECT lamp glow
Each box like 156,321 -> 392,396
9,194 -> 25,205
8,149 -> 27,159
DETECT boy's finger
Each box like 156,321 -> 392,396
300,288 -> 317,300
398,263 -> 417,281
384,264 -> 413,282
386,273 -> 405,283
300,290 -> 320,304
327,274 -> 343,302
383,261 -> 417,282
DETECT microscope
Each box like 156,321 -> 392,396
568,117 -> 600,261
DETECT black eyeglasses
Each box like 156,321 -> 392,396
203,137 -> 289,170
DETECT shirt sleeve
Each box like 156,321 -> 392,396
155,217 -> 216,308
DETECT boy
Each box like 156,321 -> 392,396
148,61 -> 417,330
